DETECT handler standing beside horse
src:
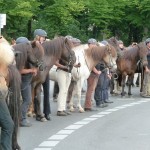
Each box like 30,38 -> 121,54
141,38 -> 150,97
16,37 -> 38,127
34,29 -> 51,121
0,37 -> 15,150
84,38 -> 101,111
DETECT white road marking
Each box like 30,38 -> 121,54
106,108 -> 119,112
64,124 -> 84,130
34,100 -> 150,150
74,121 -> 90,125
49,135 -> 68,140
56,130 -> 74,135
90,114 -> 105,118
98,111 -> 112,115
34,148 -> 52,150
39,141 -> 59,147
83,118 -> 98,121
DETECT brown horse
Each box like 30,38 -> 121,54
11,40 -> 44,150
28,37 -> 76,120
108,37 -> 148,96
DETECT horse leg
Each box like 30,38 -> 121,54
109,77 -> 114,94
127,74 -> 134,96
121,74 -> 126,97
27,86 -> 35,117
140,71 -> 144,92
76,80 -> 84,113
67,80 -> 76,111
34,85 -> 47,122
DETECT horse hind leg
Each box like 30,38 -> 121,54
27,88 -> 36,117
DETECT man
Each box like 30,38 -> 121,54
16,37 -> 38,127
141,38 -> 150,97
34,29 -> 51,121
84,38 -> 101,111
118,40 -> 126,51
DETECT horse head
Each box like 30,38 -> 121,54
101,44 -> 117,72
137,42 -> 148,66
13,42 -> 43,71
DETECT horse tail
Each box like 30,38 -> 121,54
7,65 -> 21,149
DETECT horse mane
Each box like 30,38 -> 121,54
13,43 -> 30,70
0,41 -> 14,66
119,42 -> 148,61
85,44 -> 117,61
31,41 -> 44,60
42,36 -> 74,59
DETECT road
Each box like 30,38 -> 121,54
18,80 -> 150,150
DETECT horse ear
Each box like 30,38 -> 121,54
31,41 -> 36,48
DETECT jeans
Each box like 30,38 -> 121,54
21,73 -> 32,120
43,75 -> 51,115
0,99 -> 14,150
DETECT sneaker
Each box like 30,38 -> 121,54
45,114 -> 51,121
57,111 -> 67,116
20,120 -> 32,127
63,110 -> 71,115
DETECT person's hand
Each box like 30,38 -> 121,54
107,74 -> 112,79
96,70 -> 101,75
32,68 -> 38,76
74,63 -> 81,68
145,67 -> 150,73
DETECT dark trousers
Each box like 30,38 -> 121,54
21,73 -> 32,120
43,75 -> 51,115
94,72 -> 109,106
0,99 -> 14,150
53,82 -> 59,98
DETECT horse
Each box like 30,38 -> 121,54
49,43 -> 117,112
27,37 -> 76,121
108,37 -> 148,97
0,38 -> 22,150
11,40 -> 45,149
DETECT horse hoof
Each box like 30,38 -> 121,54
27,112 -> 33,117
36,116 -> 47,122
69,107 -> 75,112
79,109 -> 85,113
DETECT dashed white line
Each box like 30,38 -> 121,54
49,135 -> 68,140
65,124 -> 84,130
34,99 -> 150,150
39,141 -> 59,147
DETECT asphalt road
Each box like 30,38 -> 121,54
18,80 -> 150,150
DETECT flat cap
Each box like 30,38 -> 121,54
145,38 -> 150,45
88,38 -> 97,44
16,37 -> 29,44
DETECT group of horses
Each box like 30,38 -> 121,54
0,36 -> 148,150
1,36 -> 76,150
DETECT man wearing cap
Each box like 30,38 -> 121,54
16,37 -> 38,127
141,38 -> 150,97
118,40 -> 126,51
33,29 -> 51,121
84,38 -> 102,111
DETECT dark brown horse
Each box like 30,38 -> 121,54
7,65 -> 21,150
108,37 -> 148,96
28,37 -> 76,120
11,41 -> 44,150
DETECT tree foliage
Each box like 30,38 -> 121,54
1,0 -> 150,44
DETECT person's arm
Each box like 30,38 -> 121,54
55,60 -> 67,69
20,68 -> 37,76
145,66 -> 150,72
92,67 -> 101,75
